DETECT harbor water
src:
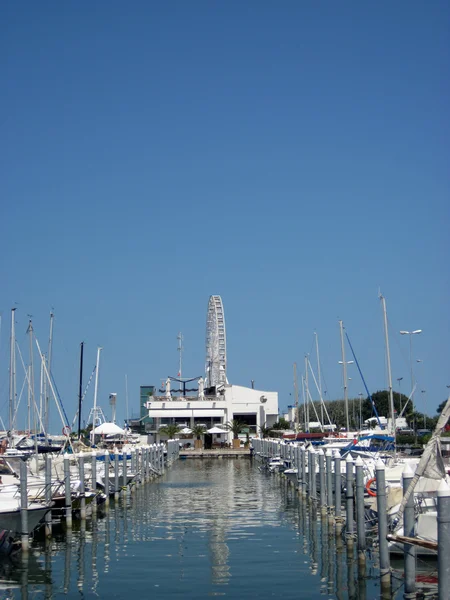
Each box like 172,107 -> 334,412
0,459 -> 406,599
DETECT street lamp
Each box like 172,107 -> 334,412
400,329 -> 422,430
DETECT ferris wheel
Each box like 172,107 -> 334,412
205,295 -> 227,388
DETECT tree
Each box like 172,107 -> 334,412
271,418 -> 290,430
159,424 -> 181,439
224,419 -> 245,439
258,423 -> 272,439
191,424 -> 206,440
362,390 -> 413,422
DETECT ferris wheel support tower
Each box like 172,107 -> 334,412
205,295 -> 227,388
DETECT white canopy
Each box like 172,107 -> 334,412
207,426 -> 227,434
93,422 -> 125,436
180,427 -> 192,434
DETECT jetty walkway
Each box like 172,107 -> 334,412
179,448 -> 251,459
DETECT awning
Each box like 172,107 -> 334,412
148,409 -> 225,418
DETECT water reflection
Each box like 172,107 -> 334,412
64,530 -> 71,593
0,459 -> 419,599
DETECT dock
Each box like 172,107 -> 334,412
179,448 -> 251,459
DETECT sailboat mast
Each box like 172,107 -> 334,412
27,320 -> 36,431
92,347 -> 102,427
125,374 -> 129,424
44,312 -> 54,442
9,308 -> 17,434
78,342 -> 84,439
339,320 -> 350,433
293,363 -> 299,432
315,332 -> 324,426
301,376 -> 306,431
304,355 -> 309,431
380,295 -> 396,438
27,365 -> 31,433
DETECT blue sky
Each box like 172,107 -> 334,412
1,1 -> 449,431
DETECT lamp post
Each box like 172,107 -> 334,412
400,329 -> 422,431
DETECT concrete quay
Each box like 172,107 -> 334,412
179,448 -> 251,459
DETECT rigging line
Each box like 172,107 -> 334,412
70,366 -> 95,430
49,371 -> 70,427
306,387 -> 323,430
317,354 -> 330,399
35,338 -> 70,432
15,342 -> 46,433
345,331 -> 383,430
307,360 -> 332,426
12,374 -> 27,431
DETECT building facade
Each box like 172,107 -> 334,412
143,383 -> 278,444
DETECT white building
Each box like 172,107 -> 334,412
145,383 -> 278,445
144,295 -> 279,444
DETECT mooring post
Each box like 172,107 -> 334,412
130,448 -> 135,488
334,451 -> 342,527
123,448 -> 128,495
91,450 -> 97,515
326,449 -> 333,521
141,446 -> 146,482
20,460 -> 29,553
114,448 -> 120,499
44,453 -> 52,538
345,454 -> 354,542
137,448 -> 142,485
318,449 -> 326,514
104,450 -> 110,505
160,443 -> 165,474
299,447 -> 306,495
437,479 -> 450,600
79,452 -> 86,520
375,459 -> 390,588
64,453 -> 72,528
354,456 -> 366,563
295,446 -> 301,491
149,445 -> 154,477
311,448 -> 317,501
146,445 -> 151,480
402,463 -> 415,598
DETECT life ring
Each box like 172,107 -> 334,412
365,477 -> 377,497
62,426 -> 71,437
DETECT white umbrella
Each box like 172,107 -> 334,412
180,427 -> 192,434
207,426 -> 227,434
93,422 -> 125,436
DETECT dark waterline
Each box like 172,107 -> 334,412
0,459 -> 402,599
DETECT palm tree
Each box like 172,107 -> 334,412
191,424 -> 206,449
225,419 -> 245,448
191,424 -> 206,440
258,423 -> 272,439
159,423 -> 181,439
